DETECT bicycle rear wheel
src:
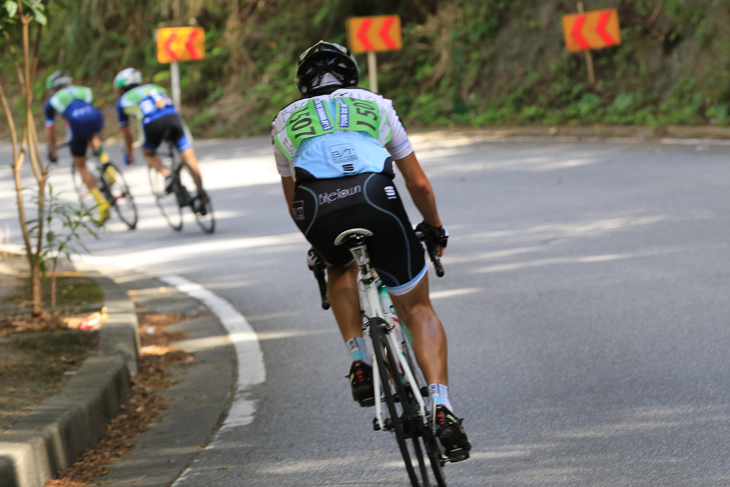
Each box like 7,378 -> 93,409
148,165 -> 183,231
102,163 -> 137,230
370,317 -> 424,487
178,161 -> 215,234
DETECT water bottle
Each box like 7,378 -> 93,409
379,284 -> 405,353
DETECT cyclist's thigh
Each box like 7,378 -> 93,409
359,173 -> 425,289
68,112 -> 103,157
142,114 -> 179,152
169,115 -> 192,152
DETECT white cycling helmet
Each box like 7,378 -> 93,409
46,70 -> 72,90
114,68 -> 143,90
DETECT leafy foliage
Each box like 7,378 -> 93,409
3,0 -> 730,138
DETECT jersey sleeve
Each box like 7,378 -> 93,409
271,114 -> 294,177
115,98 -> 129,128
384,105 -> 413,160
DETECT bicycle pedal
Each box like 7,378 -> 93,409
372,417 -> 380,431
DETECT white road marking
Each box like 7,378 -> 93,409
158,274 -> 266,431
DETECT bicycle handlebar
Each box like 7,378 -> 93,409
416,231 -> 445,277
313,264 -> 330,310
308,249 -> 330,310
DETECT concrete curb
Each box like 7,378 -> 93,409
0,257 -> 139,487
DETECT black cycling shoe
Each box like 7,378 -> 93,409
347,361 -> 374,407
434,404 -> 471,462
194,193 -> 209,216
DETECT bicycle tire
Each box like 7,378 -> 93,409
102,163 -> 138,230
400,336 -> 447,487
423,431 -> 447,486
387,337 -> 436,487
148,165 -> 183,231
370,317 -> 421,487
178,161 -> 215,234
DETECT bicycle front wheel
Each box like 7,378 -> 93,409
103,163 -> 137,230
178,161 -> 215,234
401,335 -> 447,486
370,317 -> 425,487
148,166 -> 183,231
71,160 -> 100,215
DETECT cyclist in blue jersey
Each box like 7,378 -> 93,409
272,41 -> 471,461
44,70 -> 112,224
113,68 -> 207,210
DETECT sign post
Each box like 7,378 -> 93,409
347,15 -> 402,93
562,4 -> 621,87
156,27 -> 205,108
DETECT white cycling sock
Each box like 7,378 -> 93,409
428,383 -> 454,413
346,337 -> 371,365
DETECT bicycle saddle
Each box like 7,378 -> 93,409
334,228 -> 373,247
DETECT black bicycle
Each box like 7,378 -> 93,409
70,148 -> 138,229
148,139 -> 214,234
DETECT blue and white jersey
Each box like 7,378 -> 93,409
116,84 -> 177,128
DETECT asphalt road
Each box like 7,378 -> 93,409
2,134 -> 729,486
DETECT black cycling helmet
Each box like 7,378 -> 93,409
295,41 -> 359,95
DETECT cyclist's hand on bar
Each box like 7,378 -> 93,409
416,221 -> 449,256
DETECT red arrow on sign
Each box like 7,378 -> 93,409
165,32 -> 178,61
185,29 -> 200,59
571,15 -> 591,50
357,19 -> 374,51
562,9 -> 621,53
379,17 -> 396,50
596,11 -> 616,45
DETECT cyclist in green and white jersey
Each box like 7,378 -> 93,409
44,70 -> 112,224
272,41 -> 471,461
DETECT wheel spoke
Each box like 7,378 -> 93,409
148,165 -> 182,231
106,164 -> 138,230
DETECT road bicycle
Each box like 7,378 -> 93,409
147,138 -> 215,234
70,146 -> 138,229
313,228 -> 451,486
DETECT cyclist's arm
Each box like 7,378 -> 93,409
121,126 -> 135,163
44,102 -> 58,160
281,176 -> 295,214
394,151 -> 445,254
47,125 -> 57,160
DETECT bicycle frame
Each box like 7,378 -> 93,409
334,229 -> 430,431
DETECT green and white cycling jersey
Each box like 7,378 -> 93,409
272,88 -> 413,181
44,86 -> 95,128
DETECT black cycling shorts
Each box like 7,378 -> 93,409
143,114 -> 191,152
293,172 -> 426,292
67,108 -> 103,157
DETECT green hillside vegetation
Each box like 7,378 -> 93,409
4,0 -> 730,139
